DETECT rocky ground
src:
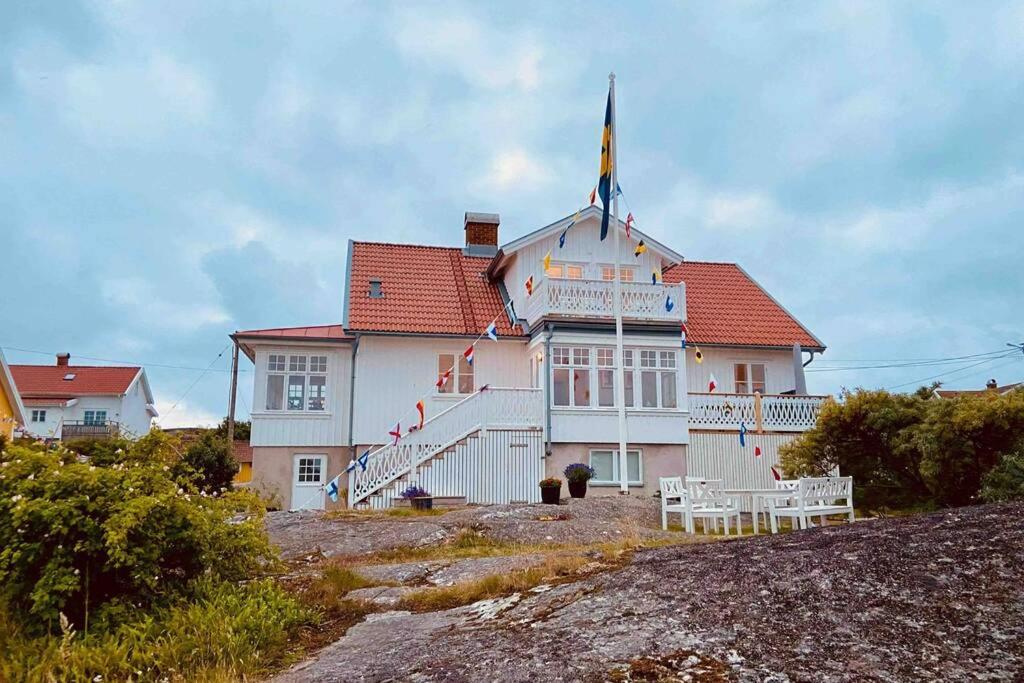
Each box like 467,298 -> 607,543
269,501 -> 1024,682
266,495 -> 677,560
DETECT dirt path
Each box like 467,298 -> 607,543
273,503 -> 1024,682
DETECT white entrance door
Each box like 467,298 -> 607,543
291,454 -> 326,511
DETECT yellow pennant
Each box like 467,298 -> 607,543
543,250 -> 551,273
634,240 -> 647,257
694,346 -> 704,364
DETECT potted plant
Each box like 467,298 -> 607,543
400,485 -> 433,510
563,463 -> 595,498
539,477 -> 562,504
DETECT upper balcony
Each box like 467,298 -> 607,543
524,278 -> 685,326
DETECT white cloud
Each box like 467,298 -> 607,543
477,148 -> 553,192
152,398 -> 220,429
392,9 -> 548,91
101,277 -> 230,332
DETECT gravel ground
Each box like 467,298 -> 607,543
272,502 -> 1024,682
266,496 -> 677,560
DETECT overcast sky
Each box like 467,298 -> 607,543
2,1 -> 1022,427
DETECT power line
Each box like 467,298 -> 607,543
810,348 -> 1013,364
884,354 -> 1022,391
807,348 -> 1015,373
156,345 -> 231,424
0,344 -> 248,373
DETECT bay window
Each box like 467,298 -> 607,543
550,345 -> 678,410
265,353 -> 328,412
734,363 -> 766,394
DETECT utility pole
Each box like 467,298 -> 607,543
226,339 -> 239,444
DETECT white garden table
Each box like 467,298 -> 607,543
722,488 -> 797,535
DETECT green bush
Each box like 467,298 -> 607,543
0,578 -> 315,682
174,430 -> 239,494
780,388 -> 1024,512
0,433 -> 274,633
980,448 -> 1024,503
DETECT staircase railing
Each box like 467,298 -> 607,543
348,387 -> 543,506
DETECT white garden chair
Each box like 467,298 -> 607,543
685,478 -> 742,536
659,476 -> 688,531
767,477 -> 854,533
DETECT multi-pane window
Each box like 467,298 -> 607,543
600,265 -> 635,282
83,410 -> 107,425
547,263 -> 584,279
734,363 -> 766,394
551,346 -> 591,407
437,354 -> 474,394
265,353 -> 328,411
31,410 -> 46,423
590,449 -> 642,485
551,346 -> 677,410
296,457 -> 323,483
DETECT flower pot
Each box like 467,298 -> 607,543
540,485 -> 561,505
568,481 -> 587,498
412,496 -> 433,510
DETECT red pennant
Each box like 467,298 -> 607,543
389,423 -> 402,445
770,466 -> 781,481
754,446 -> 762,458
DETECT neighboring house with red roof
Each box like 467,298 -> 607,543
233,207 -> 827,511
933,378 -> 1023,399
11,354 -> 157,440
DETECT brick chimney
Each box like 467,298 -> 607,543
56,353 -> 70,367
986,378 -> 998,391
464,212 -> 499,256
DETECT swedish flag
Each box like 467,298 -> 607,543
598,90 -> 613,241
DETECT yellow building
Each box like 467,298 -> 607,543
0,349 -> 27,442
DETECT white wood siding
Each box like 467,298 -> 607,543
250,344 -> 351,447
687,431 -> 801,510
351,336 -> 530,445
504,214 -> 672,328
686,348 -> 797,395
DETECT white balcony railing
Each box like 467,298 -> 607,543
525,278 -> 685,325
349,387 -> 543,506
688,392 -> 828,432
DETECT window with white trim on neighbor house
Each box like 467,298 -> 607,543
31,410 -> 46,423
437,353 -> 473,394
552,346 -> 678,409
83,410 -> 107,425
265,353 -> 328,411
590,449 -> 642,485
734,363 -> 766,394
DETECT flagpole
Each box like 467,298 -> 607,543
609,72 -> 629,495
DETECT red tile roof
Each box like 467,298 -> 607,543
21,397 -> 74,407
346,242 -> 523,336
663,261 -> 823,349
232,440 -> 253,464
10,365 -> 141,398
234,324 -> 352,341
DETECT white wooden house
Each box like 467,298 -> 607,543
233,207 -> 827,510
11,354 -> 158,441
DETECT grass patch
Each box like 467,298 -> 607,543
395,554 -> 594,612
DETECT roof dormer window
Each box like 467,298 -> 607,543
369,279 -> 383,298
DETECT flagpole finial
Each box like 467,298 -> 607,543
609,71 -> 615,81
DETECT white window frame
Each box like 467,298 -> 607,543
547,262 -> 585,279
600,265 -> 636,282
589,448 -> 643,486
83,410 -> 107,425
733,362 -> 767,394
550,345 -> 679,411
436,353 -> 474,396
265,352 -> 329,413
31,409 -> 46,423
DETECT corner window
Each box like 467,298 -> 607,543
551,346 -> 677,410
437,353 -> 474,395
734,363 -> 766,394
31,410 -> 46,423
590,449 -> 642,485
266,353 -> 328,412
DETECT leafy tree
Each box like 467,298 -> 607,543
779,390 -> 932,511
0,432 -> 273,633
913,390 -> 1024,506
215,417 -> 251,442
175,431 -> 239,493
980,446 -> 1024,503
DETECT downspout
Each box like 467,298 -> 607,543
347,333 -> 361,461
544,323 -> 553,456
803,350 -> 817,367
